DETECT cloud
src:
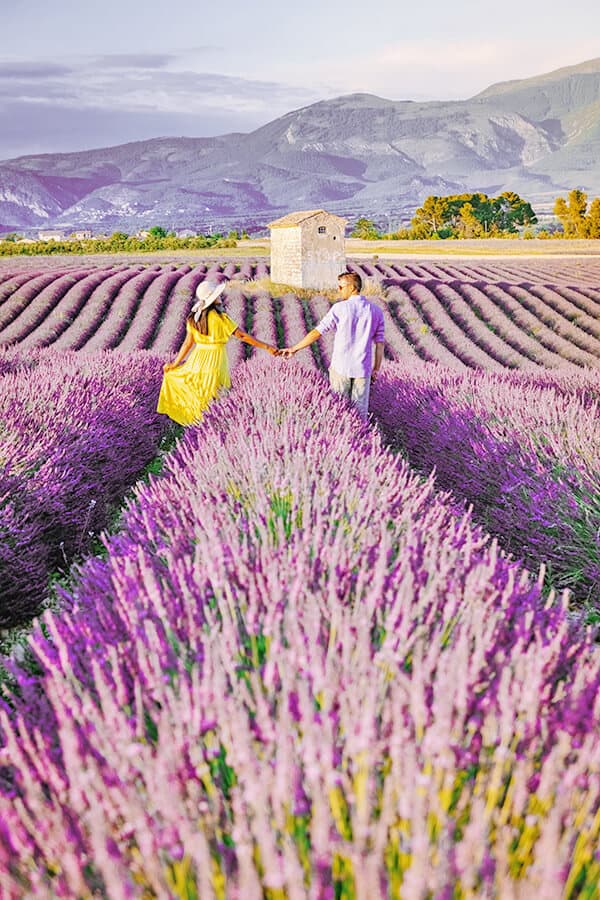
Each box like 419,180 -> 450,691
186,46 -> 224,54
267,37 -> 600,102
0,55 -> 319,118
377,40 -> 507,70
0,62 -> 73,79
0,77 -> 78,102
0,57 -> 320,158
94,53 -> 178,69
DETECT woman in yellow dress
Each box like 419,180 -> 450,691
157,280 -> 277,425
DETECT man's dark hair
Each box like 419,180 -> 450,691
338,271 -> 362,292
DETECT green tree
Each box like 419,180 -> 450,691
445,193 -> 483,227
148,225 -> 168,239
471,196 -> 496,235
456,202 -> 484,238
410,191 -> 536,237
570,189 -> 588,236
411,196 -> 450,236
491,191 -> 537,233
350,217 -> 381,239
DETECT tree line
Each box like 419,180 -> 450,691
3,189 -> 600,252
0,228 -> 241,256
351,190 -> 600,239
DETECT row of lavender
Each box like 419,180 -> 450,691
0,273 -> 322,368
0,263 -> 260,356
352,257 -> 600,286
2,262 -> 599,370
371,365 -> 600,603
382,278 -> 600,369
2,256 -> 600,287
1,295 -> 598,617
1,360 -> 598,897
254,292 -> 600,603
0,348 -> 171,627
0,286 -> 282,627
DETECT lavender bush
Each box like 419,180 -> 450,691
0,270 -> 87,346
17,267 -> 129,349
0,348 -> 170,626
0,360 -> 597,897
51,267 -> 145,351
0,271 -> 71,333
117,267 -> 191,351
372,362 -> 600,602
83,268 -> 165,351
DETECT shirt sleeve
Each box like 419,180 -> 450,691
373,307 -> 385,343
315,306 -> 338,335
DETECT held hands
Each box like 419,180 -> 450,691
265,347 -> 296,359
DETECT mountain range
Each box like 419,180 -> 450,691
1,57 -> 600,232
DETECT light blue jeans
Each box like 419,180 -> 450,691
329,368 -> 371,419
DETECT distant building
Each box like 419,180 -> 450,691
176,229 -> 197,238
38,230 -> 65,241
268,209 -> 347,289
71,229 -> 93,240
136,229 -> 151,239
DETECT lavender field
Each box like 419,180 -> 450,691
2,257 -> 600,368
0,348 -> 171,627
0,257 -> 599,897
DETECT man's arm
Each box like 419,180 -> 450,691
371,306 -> 385,380
371,342 -> 384,380
281,328 -> 321,358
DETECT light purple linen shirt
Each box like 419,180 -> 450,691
316,294 -> 385,378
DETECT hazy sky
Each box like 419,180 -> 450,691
1,0 -> 598,159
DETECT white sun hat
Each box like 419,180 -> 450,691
191,280 -> 227,321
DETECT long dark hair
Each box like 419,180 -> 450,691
186,301 -> 223,336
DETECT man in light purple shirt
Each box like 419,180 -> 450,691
280,271 -> 385,418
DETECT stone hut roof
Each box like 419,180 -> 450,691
268,209 -> 347,228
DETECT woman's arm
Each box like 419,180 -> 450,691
164,332 -> 194,371
233,327 -> 277,355
280,328 -> 321,358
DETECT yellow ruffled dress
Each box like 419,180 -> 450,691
157,310 -> 238,425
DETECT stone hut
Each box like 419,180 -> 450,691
268,209 -> 347,289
